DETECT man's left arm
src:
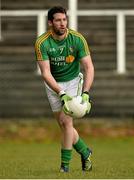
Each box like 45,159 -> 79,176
80,54 -> 94,92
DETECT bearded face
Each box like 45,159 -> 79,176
49,13 -> 67,36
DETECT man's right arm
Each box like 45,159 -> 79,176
38,60 -> 62,94
38,60 -> 72,114
35,39 -> 72,112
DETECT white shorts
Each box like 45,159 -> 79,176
44,73 -> 83,112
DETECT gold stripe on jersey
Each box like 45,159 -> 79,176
69,29 -> 90,55
69,29 -> 89,52
35,31 -> 51,60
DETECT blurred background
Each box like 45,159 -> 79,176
0,2 -> 134,178
0,0 -> 134,120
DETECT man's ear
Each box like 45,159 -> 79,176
48,20 -> 52,27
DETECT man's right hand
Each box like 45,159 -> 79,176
59,92 -> 72,115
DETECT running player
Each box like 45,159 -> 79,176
35,6 -> 94,172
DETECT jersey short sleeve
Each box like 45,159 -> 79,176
76,34 -> 90,60
35,35 -> 49,61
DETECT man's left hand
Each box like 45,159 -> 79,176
82,92 -> 91,113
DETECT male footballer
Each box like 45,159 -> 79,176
35,6 -> 94,172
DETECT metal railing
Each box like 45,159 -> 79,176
0,0 -> 134,74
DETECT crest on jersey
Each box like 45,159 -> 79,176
69,47 -> 74,53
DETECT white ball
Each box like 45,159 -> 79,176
66,96 -> 88,118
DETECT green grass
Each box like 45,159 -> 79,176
0,137 -> 134,179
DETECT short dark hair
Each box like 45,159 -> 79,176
48,6 -> 67,21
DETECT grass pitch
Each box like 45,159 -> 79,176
0,137 -> 134,179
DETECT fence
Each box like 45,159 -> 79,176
0,0 -> 134,74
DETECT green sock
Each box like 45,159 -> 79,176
73,138 -> 89,159
61,149 -> 72,167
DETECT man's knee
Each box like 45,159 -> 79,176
54,111 -> 73,130
63,118 -> 73,130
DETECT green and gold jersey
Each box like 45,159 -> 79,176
35,29 -> 90,82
